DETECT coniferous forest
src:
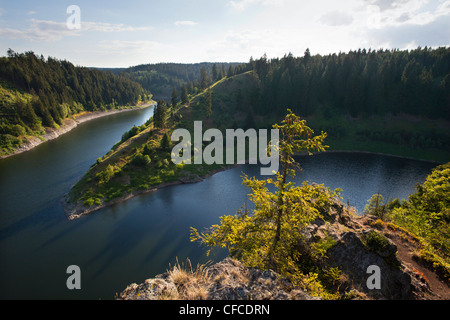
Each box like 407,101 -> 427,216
1,47 -> 449,159
210,47 -> 450,158
0,50 -> 149,154
119,62 -> 249,99
247,47 -> 450,120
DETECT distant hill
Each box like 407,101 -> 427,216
120,62 -> 248,100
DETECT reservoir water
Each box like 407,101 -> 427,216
0,107 -> 438,299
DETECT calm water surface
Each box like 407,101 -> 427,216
0,107 -> 437,299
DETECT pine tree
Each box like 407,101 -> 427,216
205,88 -> 212,118
160,132 -> 172,151
212,64 -> 218,81
304,48 -> 311,64
171,86 -> 178,107
220,64 -> 226,79
153,100 -> 167,129
227,65 -> 235,77
181,84 -> 189,104
191,110 -> 329,276
200,67 -> 208,89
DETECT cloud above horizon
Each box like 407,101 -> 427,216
174,20 -> 198,27
0,19 -> 153,42
319,11 -> 354,26
0,0 -> 448,67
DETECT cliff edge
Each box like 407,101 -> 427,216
118,200 -> 449,300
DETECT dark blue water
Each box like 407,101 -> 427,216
0,108 -> 437,299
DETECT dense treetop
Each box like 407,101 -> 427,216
120,62 -> 250,99
246,47 -> 450,120
0,50 -> 149,155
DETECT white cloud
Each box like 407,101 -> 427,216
362,0 -> 412,11
98,40 -> 163,53
227,0 -> 284,12
206,28 -> 293,62
174,20 -> 198,26
82,21 -> 153,32
95,40 -> 181,66
361,0 -> 450,29
0,19 -> 153,42
365,13 -> 450,49
228,0 -> 260,11
27,11 -> 37,15
319,11 -> 354,26
0,19 -> 70,41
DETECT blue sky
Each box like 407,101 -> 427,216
0,0 -> 449,67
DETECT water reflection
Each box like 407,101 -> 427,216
0,104 -> 438,299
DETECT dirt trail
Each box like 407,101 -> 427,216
392,235 -> 450,299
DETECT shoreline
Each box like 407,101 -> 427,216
0,103 -> 155,160
62,165 -> 236,220
301,149 -> 443,164
62,149 -> 445,220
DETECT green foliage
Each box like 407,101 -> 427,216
408,163 -> 450,218
122,62 -> 248,98
121,125 -> 144,142
361,230 -> 400,267
0,50 -> 149,155
71,115 -> 207,208
190,110 -> 333,285
83,197 -> 95,207
216,48 -> 450,160
160,132 -> 172,151
361,230 -> 391,252
171,86 -> 178,107
364,193 -> 387,219
95,164 -> 118,185
181,84 -> 189,104
387,162 -> 450,276
200,67 -> 208,89
310,233 -> 337,260
132,153 -> 151,167
413,245 -> 450,281
248,47 -> 450,120
390,163 -> 449,252
153,100 -> 168,129
205,88 -> 212,118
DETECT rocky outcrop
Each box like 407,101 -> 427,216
118,199 -> 448,300
118,257 -> 318,300
305,201 -> 442,299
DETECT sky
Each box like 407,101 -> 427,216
0,0 -> 449,67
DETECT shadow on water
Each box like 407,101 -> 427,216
0,200 -> 65,242
0,103 -> 439,299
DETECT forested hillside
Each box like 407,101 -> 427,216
224,47 -> 450,161
121,62 -> 249,99
0,50 -> 150,156
248,47 -> 450,120
66,45 -> 450,217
